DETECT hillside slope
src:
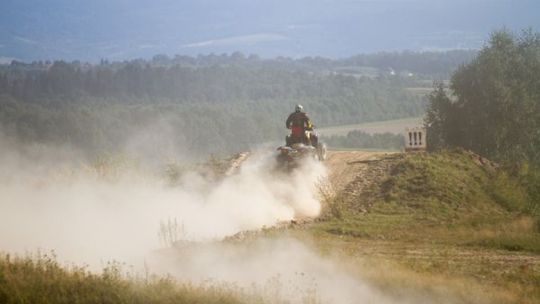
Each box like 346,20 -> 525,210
223,149 -> 539,303
1,148 -> 538,304
320,149 -> 538,245
304,149 -> 540,303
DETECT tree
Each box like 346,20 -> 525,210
425,29 -> 540,165
424,82 -> 454,150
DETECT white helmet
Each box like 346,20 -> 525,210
295,104 -> 303,112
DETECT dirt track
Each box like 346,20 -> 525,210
324,150 -> 395,191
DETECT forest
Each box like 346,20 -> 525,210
0,50 -> 474,159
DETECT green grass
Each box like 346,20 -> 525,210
468,234 -> 540,253
314,150 -> 540,252
303,149 -> 540,303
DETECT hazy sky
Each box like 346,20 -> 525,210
1,0 -> 539,62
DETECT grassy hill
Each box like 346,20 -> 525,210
1,150 -> 538,304
302,150 -> 540,303
316,150 -> 539,251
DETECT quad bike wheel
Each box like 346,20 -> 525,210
316,143 -> 327,161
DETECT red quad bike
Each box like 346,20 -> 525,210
276,126 -> 327,171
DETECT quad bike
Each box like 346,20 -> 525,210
276,129 -> 327,170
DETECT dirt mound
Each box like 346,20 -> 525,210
323,151 -> 403,215
322,149 -> 510,219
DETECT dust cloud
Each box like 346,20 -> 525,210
0,133 -> 415,304
152,238 -> 404,304
0,133 -> 323,263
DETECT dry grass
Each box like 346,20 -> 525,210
0,252 -> 271,304
3,149 -> 539,303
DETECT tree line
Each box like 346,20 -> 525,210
0,56 -> 430,158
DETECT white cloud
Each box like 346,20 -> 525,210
138,44 -> 159,49
183,33 -> 288,48
0,57 -> 17,64
14,36 -> 40,45
286,24 -> 318,31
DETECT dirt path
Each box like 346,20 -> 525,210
324,150 -> 393,191
323,150 -> 403,213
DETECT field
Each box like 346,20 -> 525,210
319,116 -> 423,136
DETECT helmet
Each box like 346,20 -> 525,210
295,104 -> 304,112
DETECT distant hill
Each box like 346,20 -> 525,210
1,0 -> 539,62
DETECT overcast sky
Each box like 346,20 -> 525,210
1,0 -> 539,62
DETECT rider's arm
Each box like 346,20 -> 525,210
304,113 -> 313,130
286,113 -> 293,129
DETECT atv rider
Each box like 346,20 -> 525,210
285,104 -> 318,147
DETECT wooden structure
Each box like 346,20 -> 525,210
404,127 -> 427,152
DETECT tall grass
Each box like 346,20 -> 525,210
0,252 -> 261,304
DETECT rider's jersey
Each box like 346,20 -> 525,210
286,112 -> 312,137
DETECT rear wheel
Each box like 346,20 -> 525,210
276,152 -> 292,171
316,143 -> 327,161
